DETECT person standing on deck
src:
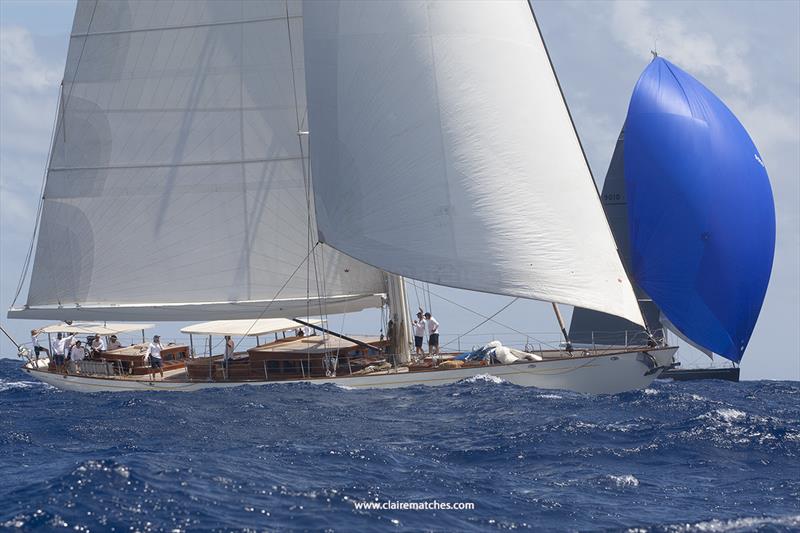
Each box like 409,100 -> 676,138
30,329 -> 49,362
146,335 -> 164,381
68,340 -> 86,374
412,311 -> 426,360
223,335 -> 234,378
425,312 -> 440,357
53,333 -> 66,373
63,332 -> 77,354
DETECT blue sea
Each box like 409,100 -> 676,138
1,359 -> 798,532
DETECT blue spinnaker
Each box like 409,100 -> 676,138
624,57 -> 775,362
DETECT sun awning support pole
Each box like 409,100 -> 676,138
551,302 -> 573,353
189,334 -> 194,357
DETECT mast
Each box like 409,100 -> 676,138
385,273 -> 411,364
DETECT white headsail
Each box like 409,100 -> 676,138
303,0 -> 644,326
10,0 -> 385,321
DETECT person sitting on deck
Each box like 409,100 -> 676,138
425,312 -> 440,357
146,335 -> 164,381
30,329 -> 49,362
52,332 -> 66,373
68,340 -> 86,374
107,335 -> 122,351
90,335 -> 103,357
412,311 -> 426,360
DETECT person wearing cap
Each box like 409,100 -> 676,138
145,335 -> 164,380
412,311 -> 426,359
68,340 -> 86,374
107,335 -> 122,351
424,312 -> 440,356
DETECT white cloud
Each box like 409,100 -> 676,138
611,0 -> 753,94
0,26 -> 61,92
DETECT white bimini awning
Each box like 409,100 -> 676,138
38,322 -> 154,335
180,318 -> 321,337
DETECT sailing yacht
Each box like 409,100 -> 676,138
9,0 -> 679,394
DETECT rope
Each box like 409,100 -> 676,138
407,279 -> 529,337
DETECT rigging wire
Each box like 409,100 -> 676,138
11,86 -> 61,308
440,297 -> 519,349
12,1 -> 99,308
232,243 -> 320,352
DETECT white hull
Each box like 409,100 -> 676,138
21,347 -> 677,394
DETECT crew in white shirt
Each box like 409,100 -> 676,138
53,333 -> 67,373
107,335 -> 122,351
424,312 -> 440,356
412,311 -> 426,358
63,333 -> 77,354
69,340 -> 86,374
30,329 -> 49,361
145,335 -> 164,380
90,336 -> 103,356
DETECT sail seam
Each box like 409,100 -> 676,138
70,15 -> 302,38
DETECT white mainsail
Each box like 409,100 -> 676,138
9,0 -> 385,321
303,0 -> 645,326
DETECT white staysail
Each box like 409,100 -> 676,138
10,0 -> 385,321
303,0 -> 644,326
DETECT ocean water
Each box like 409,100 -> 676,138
0,359 -> 798,532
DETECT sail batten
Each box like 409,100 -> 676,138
16,0 -> 385,321
303,0 -> 644,326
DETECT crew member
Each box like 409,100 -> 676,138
69,340 -> 86,374
107,335 -> 122,351
412,311 -> 426,359
425,312 -> 440,356
30,329 -> 49,362
146,335 -> 164,381
53,332 -> 66,373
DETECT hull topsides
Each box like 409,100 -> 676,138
21,346 -> 677,395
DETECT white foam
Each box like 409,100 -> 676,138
0,380 -> 40,392
644,388 -> 659,395
461,374 -> 506,384
608,474 -> 639,488
715,408 -> 746,422
659,514 -> 800,532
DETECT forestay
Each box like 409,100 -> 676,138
11,0 -> 385,321
303,0 -> 644,326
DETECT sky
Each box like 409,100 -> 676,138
0,0 -> 798,381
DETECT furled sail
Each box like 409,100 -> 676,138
9,0 -> 385,321
302,0 -> 644,326
624,57 -> 775,361
569,128 -> 664,346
